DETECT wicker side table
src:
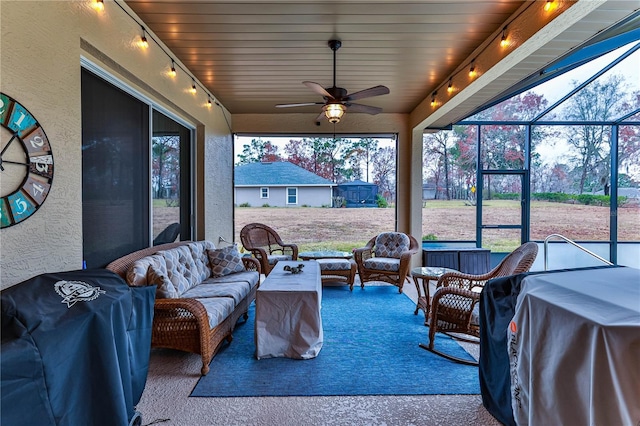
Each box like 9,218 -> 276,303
411,266 -> 457,325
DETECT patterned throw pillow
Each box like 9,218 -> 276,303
207,245 -> 245,278
148,265 -> 178,299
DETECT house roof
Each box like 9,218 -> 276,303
235,162 -> 335,187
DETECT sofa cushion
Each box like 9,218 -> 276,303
202,271 -> 260,289
157,246 -> 198,295
207,245 -> 245,277
196,297 -> 236,329
188,241 -> 215,282
374,232 -> 410,258
126,254 -> 167,287
147,265 -> 179,299
182,282 -> 251,305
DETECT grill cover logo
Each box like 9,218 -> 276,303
54,280 -> 105,308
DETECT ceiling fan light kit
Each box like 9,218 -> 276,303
324,104 -> 346,123
276,39 -> 390,124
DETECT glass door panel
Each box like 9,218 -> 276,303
152,110 -> 191,245
479,173 -> 525,252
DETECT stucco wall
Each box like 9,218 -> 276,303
0,1 -> 233,288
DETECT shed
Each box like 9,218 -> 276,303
334,180 -> 378,208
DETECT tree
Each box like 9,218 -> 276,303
562,74 -> 627,194
423,132 -> 454,199
372,146 -> 396,201
284,137 -> 370,183
236,138 -> 281,165
348,137 -> 379,182
617,92 -> 640,187
152,135 -> 179,199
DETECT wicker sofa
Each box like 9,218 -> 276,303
106,240 -> 260,375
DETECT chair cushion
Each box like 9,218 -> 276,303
374,232 -> 410,258
207,245 -> 246,277
268,254 -> 292,264
363,257 -> 400,272
315,258 -> 353,271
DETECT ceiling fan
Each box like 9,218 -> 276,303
276,39 -> 390,124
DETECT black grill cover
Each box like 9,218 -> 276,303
1,269 -> 154,426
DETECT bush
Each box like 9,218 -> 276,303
576,194 -> 613,206
532,192 -> 572,203
239,202 -> 251,207
261,203 -> 271,207
422,234 -> 438,241
376,194 -> 388,208
490,192 -> 519,200
530,192 -> 628,206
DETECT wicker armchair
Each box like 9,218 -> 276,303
420,242 -> 538,365
354,232 -> 420,292
240,223 -> 299,276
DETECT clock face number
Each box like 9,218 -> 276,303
0,93 -> 54,228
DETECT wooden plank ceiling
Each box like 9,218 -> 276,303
124,0 -> 527,116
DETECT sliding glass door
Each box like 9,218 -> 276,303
82,68 -> 192,268
81,69 -> 150,268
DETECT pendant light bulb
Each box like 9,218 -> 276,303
93,0 -> 104,11
447,78 -> 453,94
544,0 -> 555,12
190,80 -> 197,94
139,28 -> 149,49
500,28 -> 509,48
469,61 -> 477,78
169,60 -> 177,78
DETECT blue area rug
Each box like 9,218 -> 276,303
191,285 -> 479,397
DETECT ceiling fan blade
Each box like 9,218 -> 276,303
345,85 -> 390,101
346,103 -> 383,115
276,102 -> 324,108
303,81 -> 334,99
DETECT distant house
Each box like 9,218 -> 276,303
334,179 -> 378,207
234,161 -> 335,207
422,183 -> 437,200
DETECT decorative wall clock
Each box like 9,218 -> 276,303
0,93 -> 54,228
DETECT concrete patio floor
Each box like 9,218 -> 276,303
136,277 -> 498,426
